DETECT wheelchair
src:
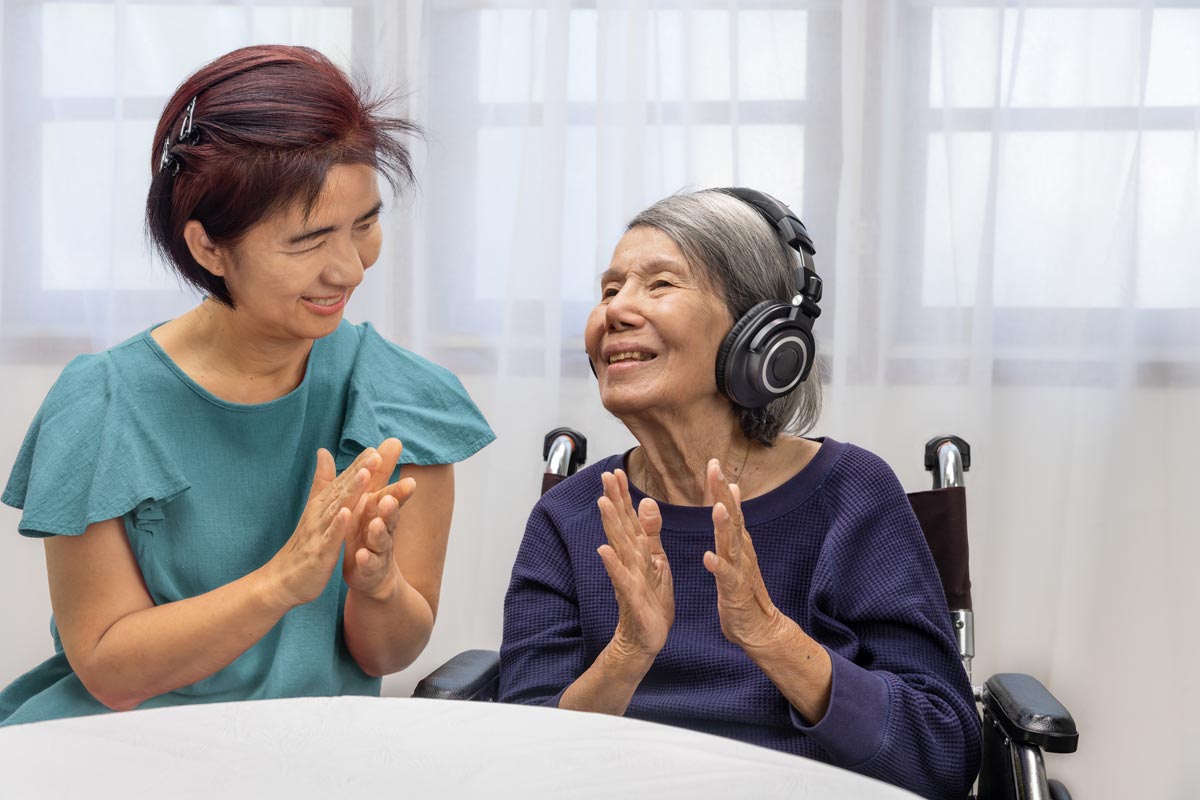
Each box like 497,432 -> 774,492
414,430 -> 1079,800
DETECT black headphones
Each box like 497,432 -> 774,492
712,187 -> 822,410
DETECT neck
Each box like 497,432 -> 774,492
154,300 -> 314,403
624,409 -> 753,506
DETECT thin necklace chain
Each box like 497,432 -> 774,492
729,438 -> 753,486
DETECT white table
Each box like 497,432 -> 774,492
0,696 -> 921,799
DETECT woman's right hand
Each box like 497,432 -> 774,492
596,469 -> 674,660
261,447 -> 381,610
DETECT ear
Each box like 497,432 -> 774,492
182,220 -> 228,278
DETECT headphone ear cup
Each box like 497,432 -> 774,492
791,325 -> 816,383
716,301 -> 778,404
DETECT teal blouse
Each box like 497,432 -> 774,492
0,320 -> 494,726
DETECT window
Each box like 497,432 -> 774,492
0,1 -> 362,354
420,1 -> 823,372
888,3 -> 1199,385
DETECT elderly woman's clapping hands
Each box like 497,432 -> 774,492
596,470 -> 673,658
702,459 -> 787,650
595,459 -> 787,656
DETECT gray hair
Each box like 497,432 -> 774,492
627,189 -> 822,444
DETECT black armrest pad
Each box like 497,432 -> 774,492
412,649 -> 500,701
1048,779 -> 1073,800
984,673 -> 1079,754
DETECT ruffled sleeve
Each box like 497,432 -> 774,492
336,323 -> 495,469
1,353 -> 190,538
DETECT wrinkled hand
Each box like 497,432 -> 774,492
703,459 -> 786,650
342,437 -> 418,600
264,447 -> 380,610
596,469 -> 674,659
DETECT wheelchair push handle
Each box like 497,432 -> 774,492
924,435 -> 971,490
542,428 -> 589,495
914,435 -> 975,683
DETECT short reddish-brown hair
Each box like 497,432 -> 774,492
146,45 -> 419,307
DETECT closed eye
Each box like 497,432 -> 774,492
291,241 -> 324,255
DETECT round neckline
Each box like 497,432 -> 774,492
141,322 -> 319,412
611,437 -> 843,531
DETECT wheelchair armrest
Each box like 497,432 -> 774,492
1048,779 -> 1073,800
984,673 -> 1078,754
412,649 -> 500,701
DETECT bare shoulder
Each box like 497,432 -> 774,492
148,311 -> 206,380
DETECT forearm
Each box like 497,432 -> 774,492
558,637 -> 655,716
81,567 -> 288,711
742,610 -> 833,724
342,576 -> 435,677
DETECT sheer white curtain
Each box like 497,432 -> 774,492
825,5 -> 1198,797
419,6 -> 1197,794
1,2 -> 1196,797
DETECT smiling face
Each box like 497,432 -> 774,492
204,163 -> 384,341
585,226 -> 736,423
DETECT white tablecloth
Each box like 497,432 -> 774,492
0,696 -> 920,799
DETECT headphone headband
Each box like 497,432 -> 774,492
715,187 -> 814,256
714,187 -> 821,307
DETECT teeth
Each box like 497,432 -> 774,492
305,296 -> 341,306
608,351 -> 654,364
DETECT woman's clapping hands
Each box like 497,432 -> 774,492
263,438 -> 416,610
342,437 -> 417,599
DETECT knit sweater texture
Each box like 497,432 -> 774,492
499,438 -> 981,800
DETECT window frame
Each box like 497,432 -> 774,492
0,0 -> 375,360
420,0 -> 831,375
880,1 -> 1200,388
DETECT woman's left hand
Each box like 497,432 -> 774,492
703,458 -> 787,651
342,438 -> 418,599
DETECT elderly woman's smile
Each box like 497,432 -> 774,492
605,350 -> 656,365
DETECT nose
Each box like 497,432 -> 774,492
604,282 -> 644,332
324,237 -> 365,289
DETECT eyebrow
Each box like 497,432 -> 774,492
599,258 -> 683,285
286,201 -> 384,246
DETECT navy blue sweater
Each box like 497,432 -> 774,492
499,438 -> 981,800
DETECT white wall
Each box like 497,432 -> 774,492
0,366 -> 61,688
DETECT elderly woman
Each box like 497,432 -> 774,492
498,189 -> 980,799
0,45 -> 492,726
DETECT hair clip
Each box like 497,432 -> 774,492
179,96 -> 199,145
158,95 -> 199,176
158,135 -> 179,176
